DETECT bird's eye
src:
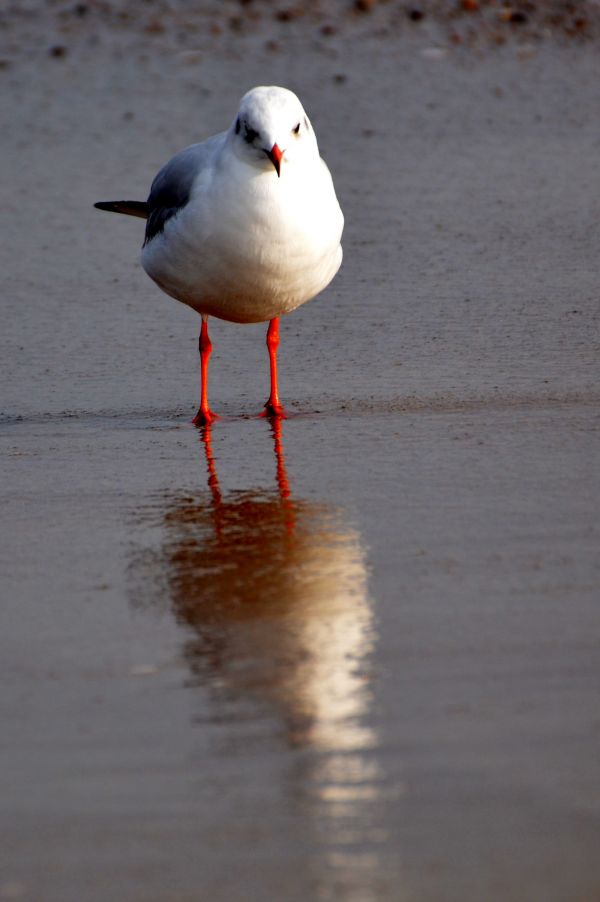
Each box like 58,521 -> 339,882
292,122 -> 301,135
244,124 -> 260,144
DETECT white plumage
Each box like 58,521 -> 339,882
95,85 -> 344,421
141,86 -> 343,323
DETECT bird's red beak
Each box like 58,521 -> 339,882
266,143 -> 283,177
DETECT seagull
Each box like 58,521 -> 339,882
95,85 -> 344,424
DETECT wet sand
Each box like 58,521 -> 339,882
1,8 -> 600,901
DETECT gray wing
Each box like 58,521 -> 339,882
144,133 -> 225,246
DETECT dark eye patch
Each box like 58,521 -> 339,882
235,117 -> 240,134
244,123 -> 260,144
292,122 -> 300,134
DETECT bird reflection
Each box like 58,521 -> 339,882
164,420 -> 374,753
131,421 -> 388,896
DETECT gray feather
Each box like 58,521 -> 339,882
144,134 -> 225,246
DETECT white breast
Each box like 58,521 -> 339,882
141,147 -> 344,324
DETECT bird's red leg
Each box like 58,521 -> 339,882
261,317 -> 287,418
192,317 -> 218,426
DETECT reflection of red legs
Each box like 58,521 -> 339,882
261,318 -> 287,418
199,423 -> 222,508
270,417 -> 295,535
192,317 -> 218,426
270,416 -> 291,501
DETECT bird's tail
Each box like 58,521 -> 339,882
94,200 -> 149,219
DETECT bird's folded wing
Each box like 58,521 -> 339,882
143,133 -> 225,246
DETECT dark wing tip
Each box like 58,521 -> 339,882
94,200 -> 149,219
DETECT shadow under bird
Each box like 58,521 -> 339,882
94,85 -> 344,424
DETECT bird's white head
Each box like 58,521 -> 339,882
228,86 -> 319,178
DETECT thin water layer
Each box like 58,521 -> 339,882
2,404 -> 599,901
